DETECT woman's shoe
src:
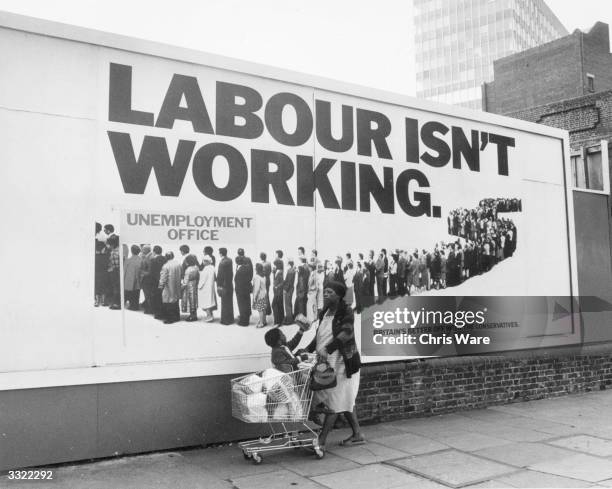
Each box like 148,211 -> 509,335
338,435 -> 366,447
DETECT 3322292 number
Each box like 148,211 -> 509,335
7,470 -> 53,480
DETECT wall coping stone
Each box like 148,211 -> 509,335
361,341 -> 612,374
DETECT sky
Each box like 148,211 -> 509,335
0,0 -> 610,96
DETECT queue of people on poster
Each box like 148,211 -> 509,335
93,198 -> 520,327
95,223 -> 122,310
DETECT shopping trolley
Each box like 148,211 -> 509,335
231,361 -> 323,464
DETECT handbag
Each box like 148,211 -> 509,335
310,359 -> 337,391
345,351 -> 362,377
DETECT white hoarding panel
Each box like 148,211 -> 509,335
0,15 -> 579,388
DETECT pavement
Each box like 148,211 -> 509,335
3,389 -> 612,489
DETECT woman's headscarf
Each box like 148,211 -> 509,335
325,280 -> 346,299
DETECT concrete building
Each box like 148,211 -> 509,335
414,0 -> 567,109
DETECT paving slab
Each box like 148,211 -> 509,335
231,468 -> 326,489
181,446 -> 280,479
553,418 -> 601,430
582,427 -> 612,439
489,405 -> 562,419
326,441 -> 406,465
386,414 -> 471,436
532,424 -> 585,437
457,409 -> 524,424
466,422 -> 555,442
485,469 -> 595,488
355,422 -> 405,440
311,464 -> 448,489
472,442 -> 578,467
434,430 -> 510,451
407,425 -> 476,441
384,417 -> 436,432
278,452 -> 360,477
548,435 -> 612,457
390,449 -> 517,487
466,481 -> 514,488
374,432 -> 449,455
528,453 -> 612,483
491,415 -> 577,434
321,426 -> 400,446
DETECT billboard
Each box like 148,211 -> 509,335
0,16 -> 579,388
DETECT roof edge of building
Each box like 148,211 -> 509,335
493,22 -> 609,69
538,0 -> 569,35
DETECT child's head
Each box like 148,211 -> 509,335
264,328 -> 286,348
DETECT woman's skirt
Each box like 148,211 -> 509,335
253,297 -> 267,312
314,368 -> 360,414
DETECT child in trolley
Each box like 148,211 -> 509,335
264,321 -> 310,373
231,318 -> 322,463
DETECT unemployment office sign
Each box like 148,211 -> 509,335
120,211 -> 256,244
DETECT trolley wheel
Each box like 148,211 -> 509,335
314,447 -> 325,459
251,452 -> 262,465
242,450 -> 252,460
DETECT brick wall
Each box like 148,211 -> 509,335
506,89 -> 612,151
583,23 -> 612,94
356,343 -> 612,423
484,22 -> 612,115
485,34 -> 582,114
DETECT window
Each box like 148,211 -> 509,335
586,147 -> 604,190
571,144 -> 606,192
587,74 -> 595,93
571,154 -> 587,189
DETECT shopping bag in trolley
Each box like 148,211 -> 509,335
231,365 -> 314,423
231,373 -> 268,422
230,363 -> 324,464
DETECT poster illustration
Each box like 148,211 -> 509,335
92,53 -> 576,368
